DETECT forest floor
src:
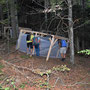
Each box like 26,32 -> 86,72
0,45 -> 90,90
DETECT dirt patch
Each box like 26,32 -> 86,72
0,50 -> 90,90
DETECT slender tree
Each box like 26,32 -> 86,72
0,4 -> 3,36
67,0 -> 74,64
10,0 -> 19,39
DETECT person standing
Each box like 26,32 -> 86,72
58,39 -> 68,61
26,32 -> 34,57
32,35 -> 40,56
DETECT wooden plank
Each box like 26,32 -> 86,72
54,35 -> 68,40
49,38 -> 51,42
19,27 -> 69,40
52,39 -> 58,46
46,37 -> 55,61
21,29 -> 51,36
46,38 -> 58,61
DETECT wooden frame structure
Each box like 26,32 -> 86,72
4,27 -> 68,61
18,27 -> 68,61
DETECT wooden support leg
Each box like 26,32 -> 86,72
52,39 -> 58,46
46,37 -> 54,61
46,38 -> 58,61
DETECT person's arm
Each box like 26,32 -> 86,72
58,39 -> 61,48
58,42 -> 61,49
26,34 -> 30,41
26,35 -> 28,41
38,37 -> 40,49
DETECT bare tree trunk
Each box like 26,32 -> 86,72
10,0 -> 19,39
68,0 -> 74,64
45,0 -> 48,31
0,4 -> 4,36
6,0 -> 10,26
15,0 -> 19,36
76,36 -> 80,51
82,38 -> 85,50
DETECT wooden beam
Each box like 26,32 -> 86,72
20,28 -> 69,40
21,29 -> 51,36
52,39 -> 58,46
49,38 -> 51,42
46,36 -> 55,61
54,35 -> 68,40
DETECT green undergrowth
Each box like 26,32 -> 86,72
0,77 -> 19,90
19,82 -> 28,89
78,49 -> 90,56
52,65 -> 70,72
20,55 -> 30,59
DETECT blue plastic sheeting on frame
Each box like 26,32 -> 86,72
16,34 -> 61,58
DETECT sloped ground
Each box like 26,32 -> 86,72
0,47 -> 90,90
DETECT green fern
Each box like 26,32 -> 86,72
78,49 -> 90,55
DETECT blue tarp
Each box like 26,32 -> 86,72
17,34 -> 61,58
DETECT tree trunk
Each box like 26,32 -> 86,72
68,0 -> 74,64
76,35 -> 80,51
45,0 -> 48,31
0,4 -> 4,37
82,37 -> 85,50
6,0 -> 10,26
10,0 -> 19,39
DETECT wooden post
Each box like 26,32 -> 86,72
52,39 -> 58,46
49,38 -> 52,42
46,37 -> 58,61
46,37 -> 54,61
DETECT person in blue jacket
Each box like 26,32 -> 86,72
58,39 -> 68,61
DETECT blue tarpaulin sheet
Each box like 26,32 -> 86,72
16,34 -> 61,58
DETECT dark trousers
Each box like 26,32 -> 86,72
35,44 -> 40,56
